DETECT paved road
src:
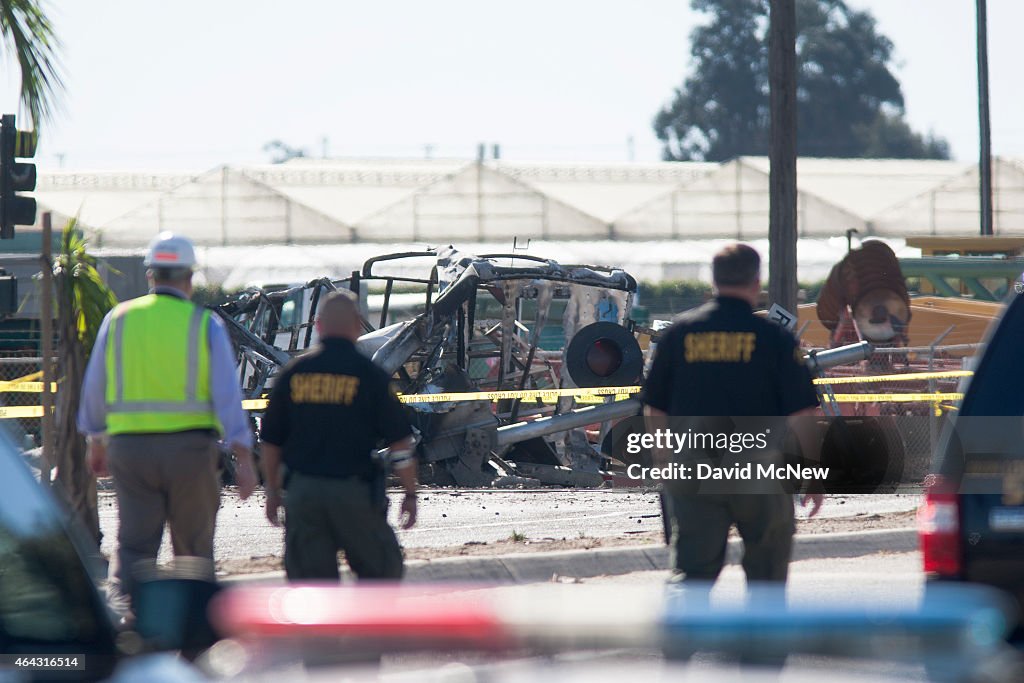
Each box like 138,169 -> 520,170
97,488 -> 921,564
224,550 -> 1019,681
383,553 -> 937,681
373,553 -> 936,681
585,550 -> 923,601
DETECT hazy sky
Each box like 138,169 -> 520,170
1,0 -> 1019,169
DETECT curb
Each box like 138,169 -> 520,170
223,527 -> 917,585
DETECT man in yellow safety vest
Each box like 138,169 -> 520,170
78,232 -> 256,617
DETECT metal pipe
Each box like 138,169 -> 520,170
898,257 -> 1024,277
928,326 -> 956,452
804,341 -> 873,375
379,279 -> 394,328
930,326 -> 956,351
808,343 -> 982,355
0,357 -> 46,365
495,399 -> 641,448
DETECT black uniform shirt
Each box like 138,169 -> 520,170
260,338 -> 413,480
643,296 -> 818,417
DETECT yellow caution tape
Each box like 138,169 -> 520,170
813,370 -> 973,386
0,370 -> 57,392
240,388 -> 958,411
821,392 -> 964,403
0,381 -> 58,392
0,405 -> 45,418
240,383 -> 961,411
397,385 -> 642,404
0,386 -> 964,419
573,393 -> 635,404
241,387 -> 639,411
4,370 -> 975,418
14,371 -> 970,395
10,371 -> 42,383
0,371 -> 975,393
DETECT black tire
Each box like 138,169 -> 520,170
565,322 -> 644,388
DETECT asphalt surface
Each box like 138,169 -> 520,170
374,552 -> 974,679
381,553 -> 937,681
97,488 -> 921,565
584,549 -> 923,598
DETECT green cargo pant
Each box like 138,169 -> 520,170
664,492 -> 795,584
284,472 -> 404,581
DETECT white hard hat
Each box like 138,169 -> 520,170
144,232 -> 197,269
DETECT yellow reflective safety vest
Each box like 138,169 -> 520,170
104,294 -> 219,435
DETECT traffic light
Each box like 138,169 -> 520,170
0,114 -> 37,239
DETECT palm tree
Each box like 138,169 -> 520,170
0,0 -> 64,128
53,219 -> 117,544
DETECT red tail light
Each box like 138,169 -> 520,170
918,475 -> 962,577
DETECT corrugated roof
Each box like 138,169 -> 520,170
24,157 -> 1023,246
742,157 -> 969,219
494,160 -> 716,223
33,170 -> 200,229
201,237 -> 917,290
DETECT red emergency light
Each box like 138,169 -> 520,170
211,584 -> 509,646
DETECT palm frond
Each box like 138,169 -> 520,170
53,217 -> 117,357
0,0 -> 64,128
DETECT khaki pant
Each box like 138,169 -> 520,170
107,431 -> 220,601
284,472 -> 404,581
664,492 -> 795,584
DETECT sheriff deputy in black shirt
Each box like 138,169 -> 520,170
260,290 -> 417,581
643,243 -> 821,586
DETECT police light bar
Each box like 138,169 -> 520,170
209,582 -> 1014,664
211,584 -> 509,649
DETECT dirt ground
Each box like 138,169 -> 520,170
215,505 -> 917,577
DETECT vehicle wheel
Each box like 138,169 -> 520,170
820,416 -> 904,494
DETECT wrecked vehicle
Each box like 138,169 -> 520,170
215,247 -> 647,487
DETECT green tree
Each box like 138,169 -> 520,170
0,0 -> 64,128
53,220 -> 117,545
857,112 -> 950,160
263,139 -> 308,164
654,0 -> 949,161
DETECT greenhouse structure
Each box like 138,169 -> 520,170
24,156 -> 1024,286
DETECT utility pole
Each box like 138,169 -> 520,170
768,0 -> 798,312
40,212 -> 54,484
977,0 -> 994,236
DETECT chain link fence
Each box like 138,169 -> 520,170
0,352 -> 46,447
815,346 -> 972,485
